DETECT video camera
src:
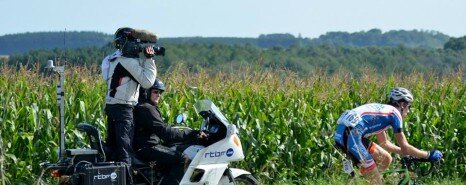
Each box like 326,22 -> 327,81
116,28 -> 165,58
121,41 -> 165,58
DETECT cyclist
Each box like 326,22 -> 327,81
334,87 -> 442,184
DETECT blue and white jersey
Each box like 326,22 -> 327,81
338,103 -> 403,137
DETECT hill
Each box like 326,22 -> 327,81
0,29 -> 452,55
2,29 -> 464,77
0,31 -> 112,55
4,41 -> 466,78
154,29 -> 451,49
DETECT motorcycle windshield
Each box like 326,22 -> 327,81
194,99 -> 230,126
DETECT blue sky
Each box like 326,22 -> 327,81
1,0 -> 465,38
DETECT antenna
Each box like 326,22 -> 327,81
45,28 -> 68,163
63,28 -> 67,65
64,28 -> 66,50
45,59 -> 66,163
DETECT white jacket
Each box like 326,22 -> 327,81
105,56 -> 156,105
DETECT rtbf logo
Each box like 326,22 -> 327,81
205,148 -> 234,158
226,148 -> 234,157
94,172 -> 117,181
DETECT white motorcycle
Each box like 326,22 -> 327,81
174,99 -> 259,185
42,99 -> 258,185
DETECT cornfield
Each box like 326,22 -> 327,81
0,64 -> 465,184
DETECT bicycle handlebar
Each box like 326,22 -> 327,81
400,156 -> 440,177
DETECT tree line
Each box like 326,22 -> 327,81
0,29 -> 459,55
2,29 -> 465,77
0,31 -> 112,55
4,40 -> 466,77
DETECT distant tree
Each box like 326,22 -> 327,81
444,36 -> 466,51
312,29 -> 449,48
258,33 -> 298,47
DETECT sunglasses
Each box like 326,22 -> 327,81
151,90 -> 163,95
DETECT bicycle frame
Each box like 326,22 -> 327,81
343,155 -> 439,185
382,156 -> 439,185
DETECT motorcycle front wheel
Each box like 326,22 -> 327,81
233,174 -> 259,185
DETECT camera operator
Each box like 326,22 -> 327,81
103,27 -> 159,184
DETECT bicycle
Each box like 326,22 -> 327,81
343,155 -> 440,185
382,156 -> 440,185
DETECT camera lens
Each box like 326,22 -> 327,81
153,46 -> 166,56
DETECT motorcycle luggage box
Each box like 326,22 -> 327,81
66,149 -> 98,164
81,162 -> 126,185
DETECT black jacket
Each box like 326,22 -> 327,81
133,100 -> 198,151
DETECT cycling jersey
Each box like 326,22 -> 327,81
341,103 -> 403,136
334,103 -> 403,170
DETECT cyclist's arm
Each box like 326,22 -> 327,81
376,131 -> 401,153
394,132 -> 429,159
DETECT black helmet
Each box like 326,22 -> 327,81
139,79 -> 166,102
147,79 -> 165,98
113,27 -> 135,49
149,79 -> 166,92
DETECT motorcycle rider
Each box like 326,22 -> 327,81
104,27 -> 157,184
334,87 -> 443,185
133,79 -> 207,185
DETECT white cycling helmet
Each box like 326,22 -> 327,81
389,87 -> 413,103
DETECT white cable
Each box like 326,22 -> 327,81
34,167 -> 51,185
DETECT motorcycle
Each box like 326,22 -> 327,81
41,99 -> 259,185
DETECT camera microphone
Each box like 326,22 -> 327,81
132,29 -> 158,43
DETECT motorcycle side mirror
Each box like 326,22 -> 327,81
175,113 -> 187,125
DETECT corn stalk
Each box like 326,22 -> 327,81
0,126 -> 4,185
0,64 -> 465,184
